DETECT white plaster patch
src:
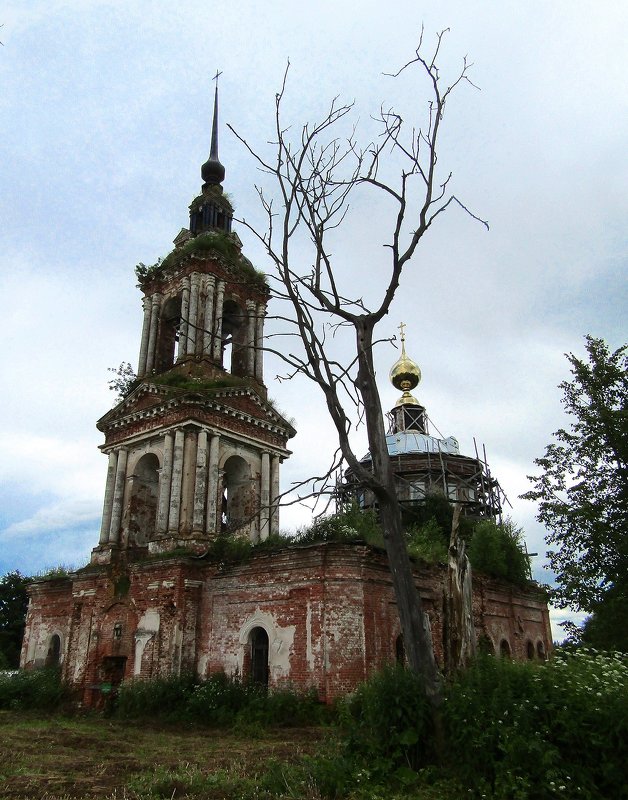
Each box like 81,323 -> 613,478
237,608 -> 295,680
72,588 -> 96,597
134,610 -> 161,677
306,600 -> 313,671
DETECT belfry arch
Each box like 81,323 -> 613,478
156,295 -> 182,372
221,455 -> 253,536
221,298 -> 248,376
126,452 -> 160,547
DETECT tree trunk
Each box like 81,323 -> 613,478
444,504 -> 476,672
355,320 -> 442,705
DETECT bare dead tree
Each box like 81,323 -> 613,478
229,30 -> 487,705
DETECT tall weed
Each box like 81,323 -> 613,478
0,667 -> 68,710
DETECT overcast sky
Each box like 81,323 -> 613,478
1,1 -> 626,640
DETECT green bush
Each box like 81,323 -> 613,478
468,519 -> 530,585
116,673 -> 197,720
115,671 -> 327,729
340,665 -> 433,780
443,650 -> 628,799
295,507 -> 383,548
0,667 -> 68,711
406,518 -> 448,564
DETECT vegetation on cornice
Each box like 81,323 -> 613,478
135,231 -> 268,290
151,372 -> 250,391
189,187 -> 234,212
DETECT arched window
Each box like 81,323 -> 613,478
222,455 -> 252,534
499,639 -> 511,658
127,453 -> 160,546
537,641 -> 546,660
526,640 -> 535,660
249,627 -> 269,687
395,634 -> 406,665
46,634 -> 61,667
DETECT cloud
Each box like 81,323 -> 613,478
1,498 -> 100,540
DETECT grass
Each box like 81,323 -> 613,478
0,711 -> 326,799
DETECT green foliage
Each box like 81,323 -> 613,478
135,232 -> 268,289
152,371 -> 249,391
468,519 -> 530,585
115,671 -> 327,729
522,336 -> 628,615
406,518 -> 448,564
295,507 -> 384,548
0,668 -> 68,711
205,534 -> 253,565
0,571 -> 29,669
579,586 -> 628,652
443,650 -> 628,799
107,360 -> 138,399
115,673 -> 197,720
340,665 -> 434,779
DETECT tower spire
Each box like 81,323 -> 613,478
201,72 -> 225,186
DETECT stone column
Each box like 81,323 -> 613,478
99,451 -> 118,544
108,447 -> 128,544
168,428 -> 186,533
202,275 -> 216,356
205,433 -> 221,535
145,293 -> 162,374
259,451 -> 271,541
212,280 -> 225,361
192,429 -> 208,534
188,273 -> 201,356
178,277 -> 191,360
246,300 -> 256,377
156,431 -> 174,534
270,454 -> 281,536
181,430 -> 197,531
137,296 -> 152,376
255,303 -> 266,383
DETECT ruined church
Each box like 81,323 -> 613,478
21,91 -> 552,702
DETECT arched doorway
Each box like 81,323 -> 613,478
222,455 -> 252,533
127,453 -> 160,546
499,639 -> 511,658
249,627 -> 269,687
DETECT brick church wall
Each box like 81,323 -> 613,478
22,542 -> 552,705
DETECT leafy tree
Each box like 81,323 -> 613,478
467,519 -> 530,585
107,361 -> 138,400
522,336 -> 628,622
0,571 -> 29,669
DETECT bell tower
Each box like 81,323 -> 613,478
92,87 -> 295,564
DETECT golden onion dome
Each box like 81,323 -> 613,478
389,323 -> 421,405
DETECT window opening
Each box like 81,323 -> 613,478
156,296 -> 182,371
250,627 -> 269,687
222,455 -> 252,533
395,634 -> 406,665
127,453 -> 160,546
46,634 -> 61,667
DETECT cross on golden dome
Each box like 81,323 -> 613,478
389,324 -> 421,405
